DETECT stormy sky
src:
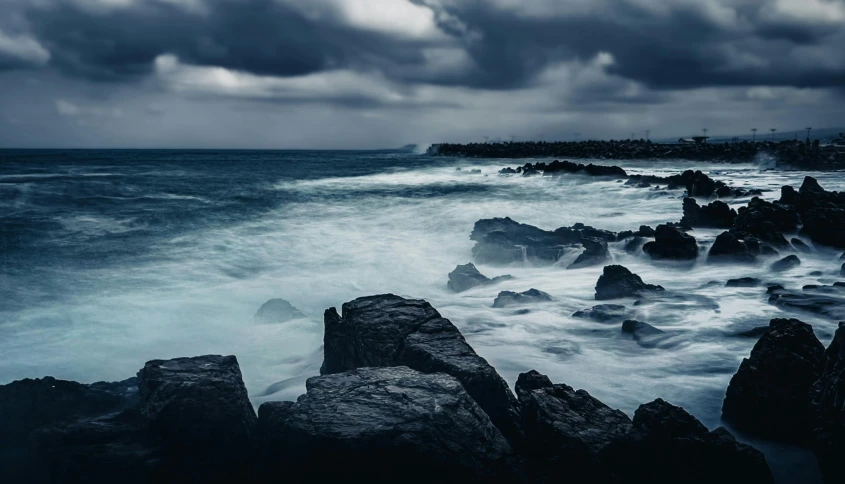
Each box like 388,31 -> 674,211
0,0 -> 843,148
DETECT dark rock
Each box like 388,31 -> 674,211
642,224 -> 698,260
681,198 -> 737,228
791,238 -> 812,254
0,376 -> 138,481
258,366 -> 515,482
726,277 -> 761,288
810,322 -> 845,483
622,320 -> 673,347
515,370 -> 631,481
780,185 -> 799,205
572,304 -> 628,323
841,263 -> 845,277
469,217 -> 615,265
722,319 -> 825,441
595,265 -> 664,300
731,197 -> 799,248
623,237 -> 646,254
541,159 -> 628,178
493,288 -> 552,308
136,355 -> 258,480
771,255 -> 801,272
619,225 -> 656,240
708,232 -> 758,263
686,170 -> 718,197
320,294 -> 523,446
254,298 -> 304,323
447,263 -> 513,292
794,177 -> 845,249
600,399 -> 774,484
567,237 -> 610,269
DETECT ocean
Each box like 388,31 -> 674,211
2,149 -> 843,481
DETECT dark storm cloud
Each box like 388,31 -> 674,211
21,0 -> 437,82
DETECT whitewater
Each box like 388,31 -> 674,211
1,150 -> 843,480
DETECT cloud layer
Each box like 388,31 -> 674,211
0,0 -> 843,147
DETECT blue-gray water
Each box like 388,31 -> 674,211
2,149 -> 843,482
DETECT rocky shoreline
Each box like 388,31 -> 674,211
4,168 -> 845,482
428,140 -> 845,170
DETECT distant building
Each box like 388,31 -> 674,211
678,136 -> 709,145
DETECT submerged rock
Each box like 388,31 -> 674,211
572,304 -> 628,323
600,399 -> 774,484
722,319 -> 825,441
446,263 -> 513,292
320,294 -> 523,446
595,265 -> 664,300
622,320 -> 674,348
681,198 -> 737,228
768,285 -> 845,320
771,255 -> 801,272
493,289 -> 552,308
642,224 -> 698,260
726,277 -> 761,288
254,298 -> 304,323
567,237 -> 610,269
258,366 -> 515,482
810,322 -> 845,483
516,370 -> 632,481
791,238 -> 812,254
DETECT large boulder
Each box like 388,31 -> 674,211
810,322 -> 845,483
253,298 -> 304,323
469,217 -> 615,265
707,231 -> 775,263
681,198 -> 737,228
595,265 -> 664,300
515,370 -> 632,481
721,319 -> 825,441
642,224 -> 698,260
731,197 -> 798,248
447,263 -> 513,292
492,288 -> 552,308
0,376 -> 138,481
257,367 -> 515,482
320,295 -> 523,446
600,399 -> 774,484
792,177 -> 845,249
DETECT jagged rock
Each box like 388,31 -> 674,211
599,399 -> 774,484
469,218 -> 617,265
791,238 -> 812,254
254,298 -> 304,323
726,277 -> 761,287
642,224 -> 698,260
737,326 -> 772,338
793,177 -> 845,249
320,294 -> 523,446
810,322 -> 845,483
567,237 -> 610,269
540,159 -> 628,178
572,304 -> 628,323
722,319 -> 825,441
708,232 -> 757,263
841,262 -> 845,277
595,265 -> 664,300
681,198 -> 737,228
0,376 -> 138,481
771,255 -> 801,272
686,170 -> 718,197
515,370 -> 632,481
258,367 -> 515,482
622,320 -> 673,348
616,225 -> 655,241
446,263 -> 513,292
493,289 -> 552,308
731,197 -> 798,248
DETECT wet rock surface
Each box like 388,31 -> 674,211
810,322 -> 845,483
681,197 -> 737,228
730,197 -> 798,248
726,277 -> 762,287
621,320 -> 674,348
572,304 -> 629,323
259,366 -> 516,482
722,319 -> 825,441
767,284 -> 845,320
320,294 -> 523,446
447,263 -> 513,292
595,265 -> 665,300
493,289 -> 552,308
642,224 -> 699,260
708,232 -> 761,263
771,255 -> 801,272
567,237 -> 611,269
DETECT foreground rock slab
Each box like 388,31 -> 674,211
721,318 -> 825,441
259,367 -> 515,482
810,322 -> 845,484
321,294 -> 523,445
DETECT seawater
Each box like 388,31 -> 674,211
2,149 -> 843,481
